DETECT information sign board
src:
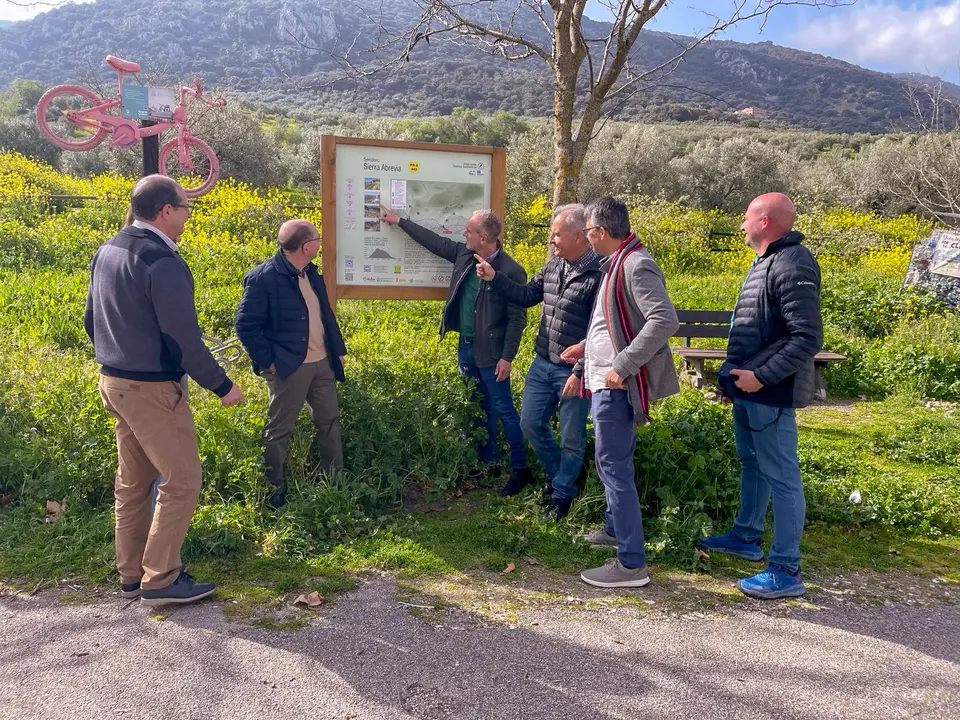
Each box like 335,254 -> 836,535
321,136 -> 506,304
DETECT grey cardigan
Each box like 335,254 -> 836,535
579,237 -> 680,426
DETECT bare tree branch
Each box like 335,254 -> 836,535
317,0 -> 853,203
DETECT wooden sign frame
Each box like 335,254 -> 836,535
320,135 -> 506,306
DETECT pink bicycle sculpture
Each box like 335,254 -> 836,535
36,55 -> 225,197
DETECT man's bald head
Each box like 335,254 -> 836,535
131,174 -> 184,221
750,193 -> 796,235
741,192 -> 797,254
278,219 -> 319,252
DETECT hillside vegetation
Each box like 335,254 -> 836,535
0,153 -> 957,584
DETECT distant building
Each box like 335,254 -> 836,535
738,106 -> 759,116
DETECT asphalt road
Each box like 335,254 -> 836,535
2,578 -> 958,720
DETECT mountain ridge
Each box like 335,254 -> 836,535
0,0 -> 952,133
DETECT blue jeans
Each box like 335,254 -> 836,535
732,398 -> 805,572
593,389 -> 646,569
458,337 -> 526,469
520,355 -> 590,500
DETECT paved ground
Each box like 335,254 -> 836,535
2,577 -> 958,720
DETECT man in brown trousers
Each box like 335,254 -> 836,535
85,175 -> 244,606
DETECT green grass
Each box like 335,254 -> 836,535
2,396 -> 957,620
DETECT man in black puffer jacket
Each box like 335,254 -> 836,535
475,204 -> 602,519
235,219 -> 347,509
701,192 -> 823,601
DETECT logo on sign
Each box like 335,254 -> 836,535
408,161 -> 420,173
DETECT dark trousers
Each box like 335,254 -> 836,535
457,336 -> 526,468
263,360 -> 343,490
593,389 -> 646,569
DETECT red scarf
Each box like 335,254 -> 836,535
602,234 -> 650,417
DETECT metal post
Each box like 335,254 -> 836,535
142,120 -> 159,176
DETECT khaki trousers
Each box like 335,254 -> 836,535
98,376 -> 202,590
263,360 -> 342,489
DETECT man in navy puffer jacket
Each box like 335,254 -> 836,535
700,192 -> 822,600
235,220 -> 347,509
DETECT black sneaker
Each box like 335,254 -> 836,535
266,487 -> 286,510
140,568 -> 216,607
541,496 -> 573,522
499,467 -> 534,497
120,581 -> 141,599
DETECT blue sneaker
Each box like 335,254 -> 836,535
738,565 -> 806,599
698,530 -> 764,562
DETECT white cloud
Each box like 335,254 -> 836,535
0,0 -> 95,24
792,1 -> 960,77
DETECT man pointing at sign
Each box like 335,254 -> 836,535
380,205 -> 533,494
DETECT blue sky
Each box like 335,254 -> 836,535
589,0 -> 960,83
3,1 -> 960,83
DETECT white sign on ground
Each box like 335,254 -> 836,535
931,229 -> 960,279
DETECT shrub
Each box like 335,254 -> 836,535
864,315 -> 960,400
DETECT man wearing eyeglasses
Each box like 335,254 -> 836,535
562,196 -> 679,589
86,175 -> 244,607
235,219 -> 347,510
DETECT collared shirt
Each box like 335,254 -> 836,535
584,275 -> 615,392
457,245 -> 501,339
132,220 -> 179,254
565,248 -> 600,273
559,248 -> 600,294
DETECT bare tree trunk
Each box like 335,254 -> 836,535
553,67 -> 580,206
325,0 -> 847,207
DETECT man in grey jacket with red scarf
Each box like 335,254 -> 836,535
563,196 -> 679,588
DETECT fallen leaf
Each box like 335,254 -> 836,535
293,591 -> 324,609
502,563 -> 515,574
0,492 -> 15,506
522,556 -> 539,566
44,498 -> 66,522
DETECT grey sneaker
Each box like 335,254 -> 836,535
582,527 -> 617,547
580,558 -> 651,588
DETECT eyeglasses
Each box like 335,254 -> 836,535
584,225 -> 604,233
171,203 -> 192,210
294,237 -> 321,250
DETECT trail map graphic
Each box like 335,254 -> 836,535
398,181 -> 486,236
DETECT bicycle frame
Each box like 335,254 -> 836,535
66,71 -> 223,150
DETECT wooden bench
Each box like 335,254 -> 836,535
671,310 -> 847,400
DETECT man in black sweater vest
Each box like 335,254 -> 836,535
85,175 -> 244,607
475,204 -> 603,521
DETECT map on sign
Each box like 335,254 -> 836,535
335,143 -> 492,288
392,180 -> 485,235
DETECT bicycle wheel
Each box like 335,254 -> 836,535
158,136 -> 220,198
35,85 -> 109,151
